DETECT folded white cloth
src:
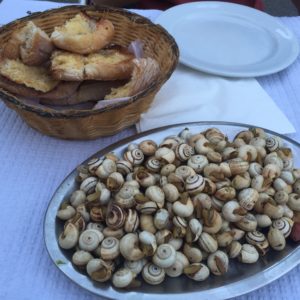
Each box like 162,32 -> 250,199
136,64 -> 296,134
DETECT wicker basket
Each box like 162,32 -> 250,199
0,5 -> 179,139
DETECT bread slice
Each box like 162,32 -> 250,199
51,47 -> 134,81
3,21 -> 53,65
51,13 -> 114,54
0,58 -> 58,92
105,57 -> 160,99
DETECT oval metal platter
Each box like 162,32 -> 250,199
44,121 -> 300,300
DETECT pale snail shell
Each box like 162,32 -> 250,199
185,174 -> 205,195
222,201 -> 246,223
265,136 -> 282,152
120,233 -> 144,261
262,164 -> 281,180
124,148 -> 144,166
76,204 -> 90,222
203,163 -> 225,182
207,151 -> 222,163
222,147 -> 238,161
103,227 -> 124,239
152,243 -> 176,268
90,207 -> 105,223
57,205 -> 76,221
80,176 -> 98,195
124,209 -> 139,233
70,190 -> 86,208
238,188 -> 259,211
106,172 -> 124,192
189,218 -> 203,242
288,193 -> 300,211
139,231 -> 157,256
67,212 -> 86,232
165,251 -> 189,277
160,164 -> 176,176
198,232 -> 218,253
95,158 -> 117,179
271,217 -> 294,238
264,152 -> 284,170
187,154 -> 209,173
79,229 -> 104,252
87,157 -> 103,174
179,127 -> 192,140
216,231 -> 234,248
238,244 -> 259,264
155,147 -> 176,164
172,195 -> 194,218
274,190 -> 289,204
175,143 -> 194,162
58,223 -> 79,249
255,214 -> 272,228
168,237 -> 183,251
207,250 -> 229,276
167,173 -> 185,192
205,127 -> 226,143
145,186 -> 165,208
139,140 -> 158,156
202,207 -> 223,234
112,268 -> 135,288
235,130 -> 254,143
248,162 -> 263,177
175,165 -> 196,180
86,222 -> 104,232
142,263 -> 165,285
106,204 -> 126,230
184,263 -> 210,281
195,137 -> 213,155
215,186 -> 236,202
280,171 -> 295,185
236,213 -> 258,232
160,135 -> 183,149
238,144 -> 257,162
163,183 -> 179,203
100,237 -> 120,260
72,250 -> 93,268
249,136 -> 266,148
267,227 -> 286,251
124,258 -> 147,275
114,185 -> 136,208
134,168 -> 156,188
154,209 -> 170,230
136,201 -> 159,215
227,241 -> 242,258
86,259 -> 113,282
228,158 -> 249,176
231,172 -> 251,190
116,160 -> 133,176
245,231 -> 269,255
183,243 -> 203,263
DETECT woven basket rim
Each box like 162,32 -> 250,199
0,5 -> 179,119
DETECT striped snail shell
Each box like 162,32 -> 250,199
271,217 -> 294,238
124,209 -> 139,233
116,160 -> 133,176
100,237 -> 120,260
245,231 -> 269,255
185,174 -> 205,195
106,204 -> 126,230
175,143 -> 194,162
187,154 -> 209,173
145,157 -> 161,173
87,157 -> 103,175
124,148 -> 144,166
265,136 -> 282,152
142,263 -> 165,285
80,177 -> 98,195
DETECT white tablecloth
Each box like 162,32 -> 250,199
0,5 -> 299,300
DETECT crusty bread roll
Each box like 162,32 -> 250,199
51,13 -> 114,54
0,58 -> 58,92
105,57 -> 160,99
51,47 -> 134,81
3,21 -> 53,65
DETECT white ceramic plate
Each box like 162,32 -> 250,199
156,1 -> 299,77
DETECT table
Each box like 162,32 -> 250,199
0,7 -> 299,300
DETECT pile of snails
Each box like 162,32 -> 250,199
56,127 -> 300,289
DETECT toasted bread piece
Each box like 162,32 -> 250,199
51,47 -> 134,81
51,13 -> 114,54
0,58 -> 58,92
105,57 -> 160,99
51,51 -> 85,81
3,21 -> 53,65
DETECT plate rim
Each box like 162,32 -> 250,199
155,1 -> 300,77
44,121 -> 300,300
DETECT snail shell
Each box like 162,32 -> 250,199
183,243 -> 203,263
268,227 -> 286,251
70,190 -> 86,208
231,172 -> 251,190
160,164 -> 176,176
207,151 -> 222,163
116,160 -> 133,176
216,231 -> 234,248
222,200 -> 246,222
136,201 -> 159,215
100,237 -> 120,260
184,263 -> 210,281
165,251 -> 189,277
134,168 -> 156,188
245,231 -> 269,255
185,174 -> 205,195
152,243 -> 176,268
236,213 -> 257,232
145,186 -> 165,208
215,186 -> 236,202
195,137 -> 213,155
163,183 -> 180,203
79,229 -> 103,252
207,250 -> 229,276
288,193 -> 300,211
140,214 -> 157,234
271,217 -> 294,238
120,233 -> 144,261
90,207 -> 105,223
139,231 -> 157,256
80,177 -> 98,195
58,223 -> 79,249
72,250 -> 93,269
103,227 -> 124,239
114,185 -> 137,208
142,263 -> 165,285
124,258 -> 147,275
57,205 -> 76,221
145,157 -> 161,173
124,148 -> 144,166
238,145 -> 257,162
255,214 -> 272,228
274,190 -> 289,205
87,157 -> 103,174
238,188 -> 259,211
238,244 -> 259,263
228,158 -> 249,176
155,147 -> 176,164
175,165 -> 196,180
124,209 -> 139,233
266,136 -> 282,152
175,143 -> 194,162
198,232 -> 218,253
262,164 -> 281,180
95,158 -> 117,179
189,218 -> 203,242
112,268 -> 135,288
154,209 -> 170,230
172,194 -> 194,218
249,162 -> 263,177
86,259 -> 113,282
139,140 -> 158,156
227,241 -> 242,258
187,155 -> 209,173
106,204 -> 126,230
106,172 -> 124,192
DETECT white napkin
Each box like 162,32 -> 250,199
136,64 -> 296,134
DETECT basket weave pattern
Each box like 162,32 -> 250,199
0,5 -> 179,139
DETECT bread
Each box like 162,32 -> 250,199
2,21 -> 53,65
51,46 -> 134,81
105,57 -> 160,99
0,58 -> 58,92
51,13 -> 114,54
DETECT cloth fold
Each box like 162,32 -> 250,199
136,64 -> 296,134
